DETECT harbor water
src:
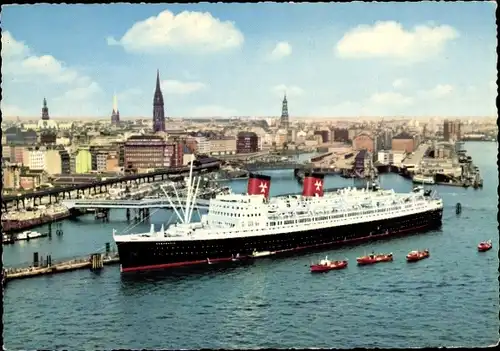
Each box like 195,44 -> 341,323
3,142 -> 498,349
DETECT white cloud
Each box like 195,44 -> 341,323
392,78 -> 407,89
107,10 -> 244,53
268,41 -> 292,60
336,21 -> 459,62
418,84 -> 454,99
54,82 -> 102,102
272,84 -> 304,97
161,80 -> 207,95
1,31 -> 30,58
2,31 -> 101,94
369,92 -> 414,106
190,105 -> 238,117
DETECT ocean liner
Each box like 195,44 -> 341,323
113,160 -> 443,272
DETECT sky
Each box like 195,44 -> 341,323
1,2 -> 497,118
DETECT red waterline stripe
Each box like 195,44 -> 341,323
121,223 -> 433,273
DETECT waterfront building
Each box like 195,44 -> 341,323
59,149 -> 71,174
75,147 -> 92,173
443,119 -> 462,142
392,132 -> 417,153
352,131 -> 375,153
2,162 -> 22,189
124,135 -> 183,169
377,150 -> 394,164
354,149 -> 373,178
314,130 -> 330,143
106,155 -> 120,172
22,146 -> 46,171
208,136 -> 237,156
332,128 -> 349,142
44,149 -> 63,175
153,70 -> 166,133
236,132 -> 259,153
111,93 -> 120,125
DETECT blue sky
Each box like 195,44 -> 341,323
1,2 -> 497,118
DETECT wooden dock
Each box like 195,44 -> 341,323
3,253 -> 120,282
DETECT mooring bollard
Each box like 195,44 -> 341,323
90,253 -> 103,271
33,252 -> 39,267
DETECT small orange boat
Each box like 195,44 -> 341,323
406,249 -> 430,262
478,240 -> 492,252
310,256 -> 348,273
357,252 -> 393,265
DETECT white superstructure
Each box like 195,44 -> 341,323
114,157 -> 443,244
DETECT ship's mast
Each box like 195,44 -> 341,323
183,154 -> 196,223
187,176 -> 202,223
161,183 -> 185,224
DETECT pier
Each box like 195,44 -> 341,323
3,245 -> 120,283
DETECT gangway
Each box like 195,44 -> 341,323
62,198 -> 210,210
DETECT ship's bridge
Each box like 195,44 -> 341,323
207,193 -> 267,228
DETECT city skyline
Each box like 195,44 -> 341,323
1,2 -> 497,118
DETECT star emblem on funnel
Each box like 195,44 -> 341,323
259,182 -> 268,193
314,180 -> 322,191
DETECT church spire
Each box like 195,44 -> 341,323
153,69 -> 165,132
280,92 -> 289,130
41,97 -> 50,120
156,69 -> 161,92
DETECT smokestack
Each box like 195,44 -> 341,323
247,173 -> 271,199
302,172 -> 324,197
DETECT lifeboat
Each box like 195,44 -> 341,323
356,254 -> 378,265
357,252 -> 393,265
310,256 -> 348,273
375,253 -> 393,262
406,249 -> 430,262
478,240 -> 492,252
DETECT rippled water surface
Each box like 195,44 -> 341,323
3,142 -> 498,349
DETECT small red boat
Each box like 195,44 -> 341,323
478,240 -> 492,252
310,256 -> 348,273
406,249 -> 430,262
357,252 -> 393,265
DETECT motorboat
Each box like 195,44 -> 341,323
310,256 -> 348,273
356,254 -> 378,265
375,253 -> 393,262
478,240 -> 492,252
357,252 -> 393,265
412,174 -> 435,185
15,230 -> 46,241
406,249 -> 430,262
2,234 -> 14,245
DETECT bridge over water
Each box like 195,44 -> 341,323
2,163 -> 220,209
62,198 -> 211,210
244,162 -> 312,171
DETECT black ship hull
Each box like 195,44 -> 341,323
116,208 -> 443,272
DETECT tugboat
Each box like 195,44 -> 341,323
477,240 -> 492,252
406,249 -> 430,262
310,256 -> 348,273
356,252 -> 393,265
